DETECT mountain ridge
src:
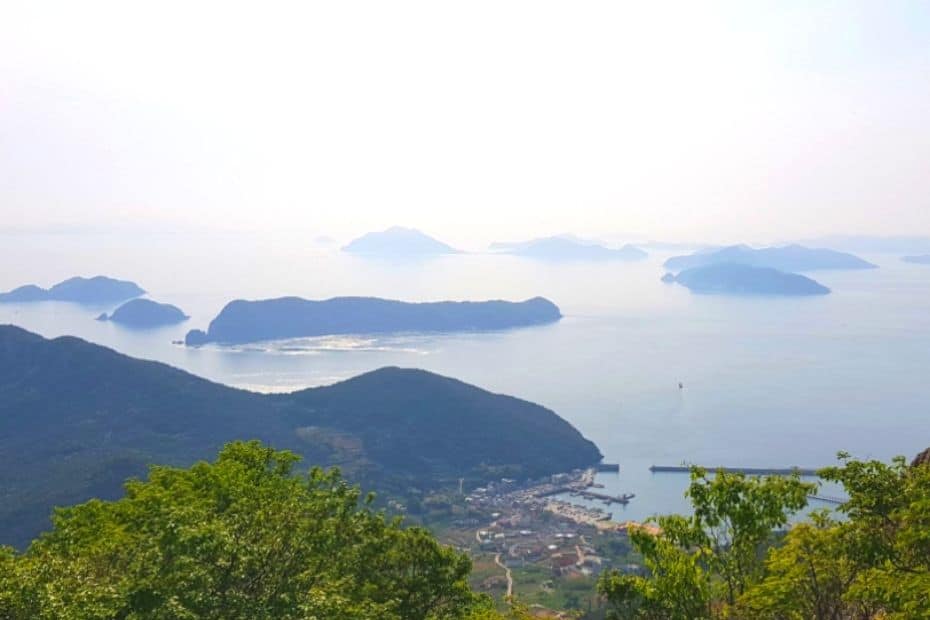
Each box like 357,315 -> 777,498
0,325 -> 601,547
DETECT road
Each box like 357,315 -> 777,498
494,553 -> 513,599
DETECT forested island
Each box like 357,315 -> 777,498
0,325 -> 600,548
0,276 -> 144,304
665,244 -> 876,272
667,263 -> 831,296
185,296 -> 561,345
97,298 -> 189,327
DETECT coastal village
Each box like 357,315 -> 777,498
423,467 -> 658,616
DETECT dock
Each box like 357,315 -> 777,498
577,490 -> 635,505
650,465 -> 820,477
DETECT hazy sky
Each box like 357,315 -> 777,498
2,1 -> 929,247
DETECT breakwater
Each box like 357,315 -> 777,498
650,465 -> 819,477
576,489 -> 635,505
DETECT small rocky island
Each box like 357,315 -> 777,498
665,244 -> 876,272
186,296 -> 561,345
97,299 -> 189,328
902,255 -> 930,265
342,226 -> 460,256
490,236 -> 647,261
667,263 -> 831,296
0,276 -> 145,304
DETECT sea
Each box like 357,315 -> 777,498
3,231 -> 929,522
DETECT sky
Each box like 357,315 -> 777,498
2,1 -> 929,248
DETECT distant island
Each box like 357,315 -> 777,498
185,296 -> 561,345
664,244 -> 876,272
490,236 -> 647,261
97,299 -> 189,327
667,263 -> 831,296
902,255 -> 930,265
798,235 -> 930,255
342,226 -> 461,256
0,276 -> 145,304
0,325 -> 601,547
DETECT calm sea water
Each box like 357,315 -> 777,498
2,232 -> 929,520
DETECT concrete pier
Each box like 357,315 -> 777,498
650,465 -> 819,477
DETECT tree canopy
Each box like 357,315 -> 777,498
598,455 -> 930,619
0,441 -> 524,620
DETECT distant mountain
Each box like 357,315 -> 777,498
342,227 -> 460,256
185,296 -> 561,345
667,263 -> 831,296
902,255 -> 930,265
664,244 -> 876,272
799,235 -> 930,255
0,325 -> 601,547
490,236 -> 647,261
0,276 -> 145,304
98,299 -> 189,327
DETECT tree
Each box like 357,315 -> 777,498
598,468 -> 813,619
737,512 -> 871,620
817,454 -> 930,619
0,441 -> 483,620
739,453 -> 930,619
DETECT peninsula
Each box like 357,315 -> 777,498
0,276 -> 145,304
343,226 -> 460,256
667,263 -> 831,296
664,244 -> 876,272
0,325 -> 601,547
97,299 -> 189,327
490,236 -> 647,261
185,296 -> 561,345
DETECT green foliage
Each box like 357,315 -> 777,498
600,456 -> 930,619
813,455 -> 930,619
0,441 -> 484,619
741,454 -> 930,619
598,530 -> 710,620
598,468 -> 814,619
737,512 -> 870,619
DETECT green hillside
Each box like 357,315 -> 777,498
0,325 -> 601,547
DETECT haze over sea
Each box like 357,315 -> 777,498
3,231 -> 929,520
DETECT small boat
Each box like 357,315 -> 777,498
678,382 -> 684,389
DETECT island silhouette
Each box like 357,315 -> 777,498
665,244 -> 876,272
665,263 -> 831,296
490,235 -> 647,261
97,299 -> 189,328
186,295 -> 562,345
342,226 -> 460,256
0,276 -> 145,304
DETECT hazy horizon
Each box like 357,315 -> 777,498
3,1 -> 930,248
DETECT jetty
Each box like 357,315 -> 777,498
650,465 -> 819,477
577,490 -> 635,505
